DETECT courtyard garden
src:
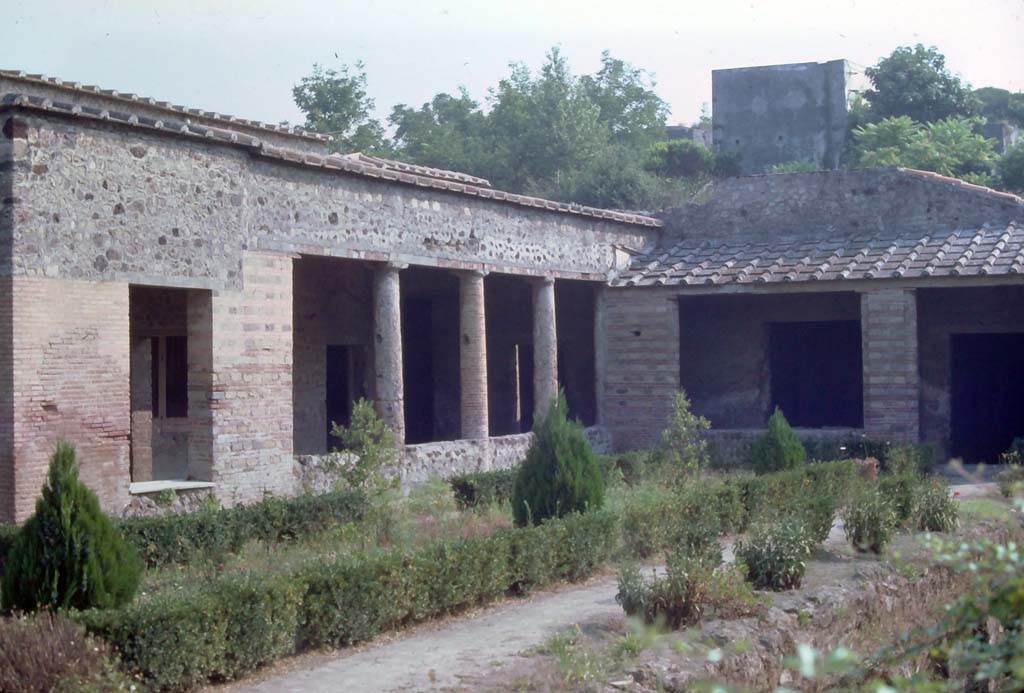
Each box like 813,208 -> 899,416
0,394 -> 1022,692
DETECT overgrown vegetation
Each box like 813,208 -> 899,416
734,517 -> 814,590
2,442 -> 140,612
843,482 -> 899,554
512,392 -> 604,527
656,389 -> 710,478
328,397 -> 397,489
750,407 -> 806,474
916,479 -> 960,533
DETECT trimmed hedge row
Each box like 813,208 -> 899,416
76,509 -> 618,691
449,468 -> 517,509
0,488 -> 368,572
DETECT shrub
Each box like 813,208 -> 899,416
750,408 -> 806,474
645,140 -> 714,178
0,611 -> 130,692
2,442 -> 140,612
735,517 -> 814,590
78,508 -> 617,690
512,392 -> 604,527
793,493 -> 837,544
916,479 -> 960,533
997,464 -> 1024,499
878,472 -> 920,524
656,389 -> 710,479
843,484 -> 898,554
997,142 -> 1024,192
767,159 -> 818,173
328,397 -> 397,489
670,511 -> 722,566
616,552 -> 758,630
449,468 -> 516,509
885,444 -> 935,475
620,486 -> 676,558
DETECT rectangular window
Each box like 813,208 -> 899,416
150,336 -> 188,419
768,320 -> 863,428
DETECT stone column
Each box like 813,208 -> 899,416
861,288 -> 919,442
373,262 -> 406,446
458,270 -> 489,439
533,276 -> 558,418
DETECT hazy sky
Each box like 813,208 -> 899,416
3,0 -> 1023,129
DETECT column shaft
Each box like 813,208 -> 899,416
373,264 -> 405,445
861,288 -> 919,441
533,277 -> 558,418
459,271 -> 489,439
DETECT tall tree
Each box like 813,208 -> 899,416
863,45 -> 979,124
389,89 -> 489,175
292,62 -> 389,155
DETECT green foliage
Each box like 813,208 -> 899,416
77,509 -> 617,690
915,478 -> 959,533
852,115 -> 998,181
735,517 -> 814,590
656,389 -> 711,478
878,472 -> 920,524
750,407 -> 806,474
997,143 -> 1024,193
712,149 -> 743,177
118,487 -> 367,568
843,483 -> 898,554
766,159 -> 819,174
2,442 -> 140,612
998,465 -> 1024,499
793,493 -> 837,544
974,86 -> 1024,127
292,62 -> 390,155
0,611 -> 131,692
329,397 -> 398,489
616,553 -> 758,630
645,140 -> 714,177
863,44 -> 979,124
512,392 -> 604,527
448,468 -> 517,509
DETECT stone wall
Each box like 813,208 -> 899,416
602,287 -> 680,451
704,427 -> 862,467
0,277 -> 12,520
9,277 -> 131,521
861,288 -> 919,441
14,113 -> 655,291
659,168 -> 1024,245
712,60 -> 850,174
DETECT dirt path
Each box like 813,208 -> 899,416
224,482 -> 998,693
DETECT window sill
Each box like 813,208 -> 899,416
129,480 -> 215,495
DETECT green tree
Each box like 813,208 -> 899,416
750,408 -> 806,474
329,398 -> 397,489
578,51 -> 669,150
863,44 -> 979,124
852,115 -> 998,182
657,389 -> 711,476
388,89 -> 490,176
974,86 -> 1024,127
293,62 -> 389,155
997,143 -> 1024,192
2,441 -> 140,612
511,391 -> 604,527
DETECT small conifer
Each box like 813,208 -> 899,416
750,407 -> 806,474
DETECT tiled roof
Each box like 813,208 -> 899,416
0,69 -> 327,143
0,93 -> 662,228
617,222 -> 1024,286
341,153 -> 492,188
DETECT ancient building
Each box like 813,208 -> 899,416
1,71 -> 1023,522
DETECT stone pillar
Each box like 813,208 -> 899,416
373,263 -> 406,446
593,285 -> 607,426
458,270 -> 489,439
861,288 -> 919,441
533,277 -> 558,418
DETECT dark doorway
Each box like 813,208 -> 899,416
519,344 -> 535,432
951,333 -> 1024,463
769,320 -> 863,427
326,344 -> 367,450
402,298 -> 435,444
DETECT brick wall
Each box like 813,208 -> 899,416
861,288 -> 919,441
0,277 -> 12,521
601,287 -> 680,451
9,277 -> 130,521
204,251 -> 295,504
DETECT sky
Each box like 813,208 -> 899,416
2,0 -> 1023,129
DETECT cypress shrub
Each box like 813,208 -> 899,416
750,407 -> 806,474
2,441 -> 140,612
511,392 -> 604,527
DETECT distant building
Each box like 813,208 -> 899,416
712,59 -> 862,174
665,124 -> 712,149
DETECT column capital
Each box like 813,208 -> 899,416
456,268 -> 489,279
382,260 -> 408,272
536,275 -> 555,286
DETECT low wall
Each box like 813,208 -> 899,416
705,427 -> 863,467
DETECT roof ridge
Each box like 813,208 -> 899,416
896,167 -> 1024,205
0,69 -> 327,143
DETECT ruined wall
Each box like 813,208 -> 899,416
678,292 -> 861,428
292,256 -> 373,455
659,168 -> 1024,244
918,285 -> 1024,458
602,287 -> 680,451
9,278 -> 131,521
712,60 -> 849,174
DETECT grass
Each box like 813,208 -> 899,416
959,497 -> 1015,522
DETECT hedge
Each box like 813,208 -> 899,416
76,509 -> 617,691
0,488 -> 368,573
449,468 -> 517,509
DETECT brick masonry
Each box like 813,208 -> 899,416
861,288 -> 919,441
